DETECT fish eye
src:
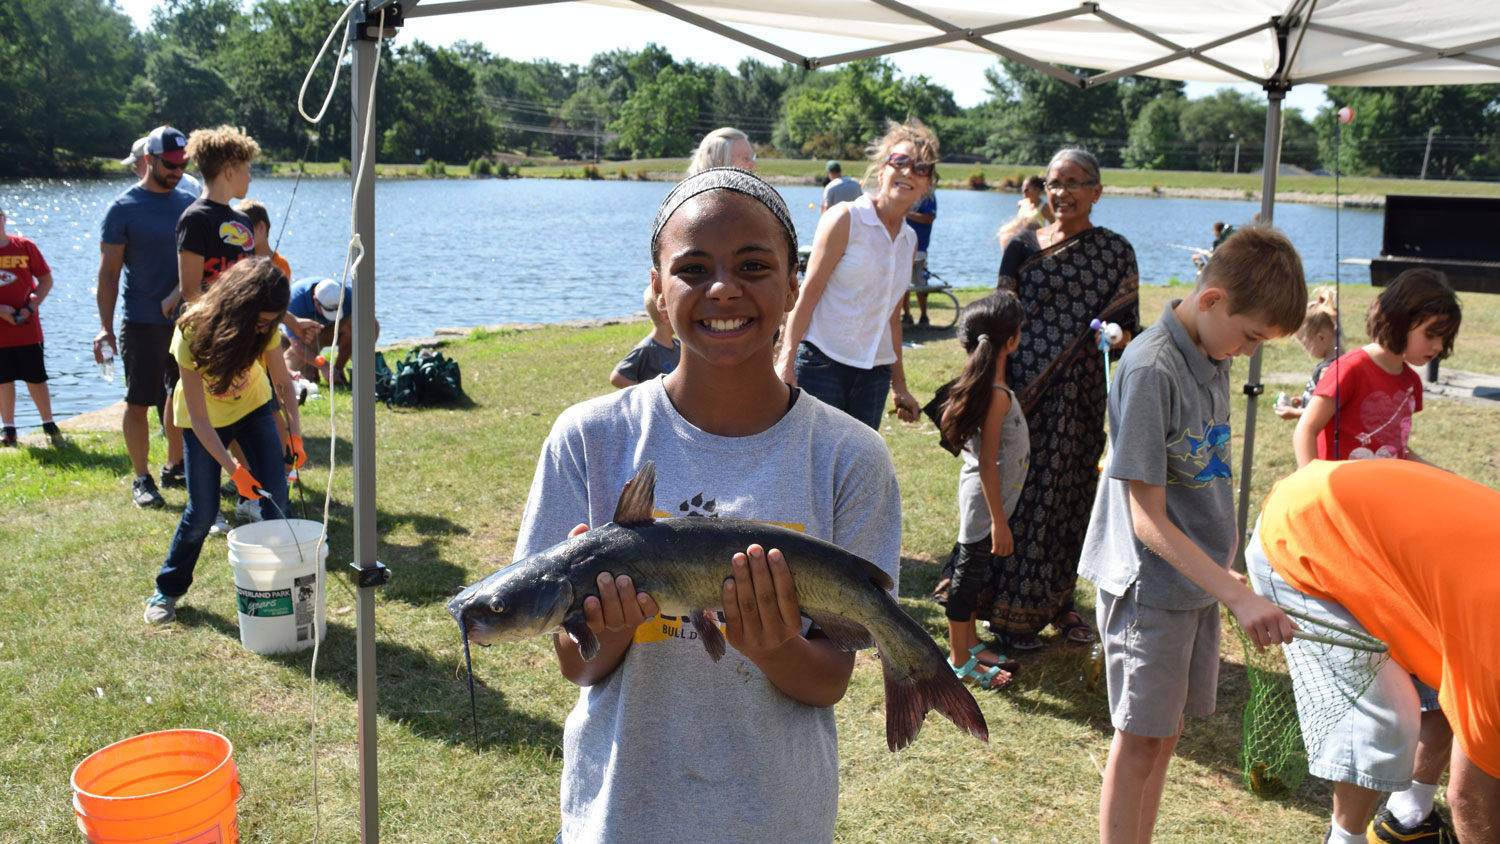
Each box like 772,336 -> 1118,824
486,596 -> 505,614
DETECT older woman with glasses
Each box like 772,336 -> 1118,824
775,119 -> 935,430
988,147 -> 1139,651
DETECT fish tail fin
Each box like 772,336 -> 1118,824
870,618 -> 988,750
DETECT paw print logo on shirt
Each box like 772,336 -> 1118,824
678,493 -> 717,518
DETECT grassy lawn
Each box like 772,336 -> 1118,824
3,285 -> 1498,842
266,156 -> 1500,199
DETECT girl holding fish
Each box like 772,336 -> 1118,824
143,258 -> 305,625
511,169 -> 907,844
938,291 -> 1029,691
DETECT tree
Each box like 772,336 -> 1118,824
978,60 -> 1130,166
1122,96 -> 1185,170
378,41 -> 496,162
143,45 -> 236,135
610,66 -> 707,158
776,59 -> 957,159
1178,89 -> 1265,171
0,0 -> 145,175
1316,85 -> 1500,178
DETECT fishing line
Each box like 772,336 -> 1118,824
461,627 -> 480,746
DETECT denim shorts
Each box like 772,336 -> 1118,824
793,341 -> 891,431
1246,521 -> 1419,791
1097,586 -> 1220,738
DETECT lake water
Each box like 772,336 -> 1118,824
0,176 -> 1382,427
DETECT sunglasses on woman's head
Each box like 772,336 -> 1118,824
885,153 -> 935,177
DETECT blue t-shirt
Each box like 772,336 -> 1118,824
906,193 -> 937,252
100,185 -> 196,325
281,278 -> 352,338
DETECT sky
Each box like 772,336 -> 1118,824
116,0 -> 1329,114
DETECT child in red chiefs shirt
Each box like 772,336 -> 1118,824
0,205 -> 64,448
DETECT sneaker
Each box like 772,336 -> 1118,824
160,462 -> 186,489
143,591 -> 178,624
917,314 -> 930,327
42,422 -> 66,448
0,426 -> 15,447
208,512 -> 231,536
235,496 -> 263,523
221,479 -> 238,499
900,312 -> 913,326
132,475 -> 165,509
1367,808 -> 1456,843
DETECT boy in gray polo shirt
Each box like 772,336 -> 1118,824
1080,225 -> 1309,844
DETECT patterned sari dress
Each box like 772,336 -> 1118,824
990,226 -> 1139,640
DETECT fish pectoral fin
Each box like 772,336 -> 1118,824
854,558 -> 895,593
805,610 -> 875,652
612,462 -> 658,526
562,616 -> 600,662
691,610 -> 727,661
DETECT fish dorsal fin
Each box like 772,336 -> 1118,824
612,462 -> 657,526
856,557 -> 895,592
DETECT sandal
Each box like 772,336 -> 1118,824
1002,633 -> 1045,651
1056,610 -> 1096,644
950,650 -> 1013,691
965,643 -> 1019,676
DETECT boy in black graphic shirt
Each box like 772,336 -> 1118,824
163,126 -> 260,316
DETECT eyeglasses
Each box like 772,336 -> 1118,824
1045,179 -> 1098,193
885,153 -> 935,178
156,159 -> 187,171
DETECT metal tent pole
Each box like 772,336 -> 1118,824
1233,86 -> 1285,566
349,6 -> 394,840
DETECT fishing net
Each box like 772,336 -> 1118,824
1237,606 -> 1390,798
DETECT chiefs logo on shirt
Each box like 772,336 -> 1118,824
219,221 -> 253,248
0,270 -> 17,287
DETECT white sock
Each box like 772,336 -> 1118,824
40,418 -> 54,426
1387,780 -> 1438,828
1326,818 -> 1365,844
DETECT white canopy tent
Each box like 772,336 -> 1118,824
331,2 -> 1500,840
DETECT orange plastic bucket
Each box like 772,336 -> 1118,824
71,729 -> 241,844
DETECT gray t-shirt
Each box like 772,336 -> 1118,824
1079,301 -> 1237,610
957,384 -> 1030,544
515,377 -> 902,844
822,176 -> 863,208
613,334 -> 680,383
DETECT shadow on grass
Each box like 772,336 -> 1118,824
897,551 -> 1333,816
175,604 -> 563,752
26,442 -> 133,475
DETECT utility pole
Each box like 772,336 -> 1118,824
1230,133 -> 1240,173
592,113 -> 599,164
1420,125 -> 1438,180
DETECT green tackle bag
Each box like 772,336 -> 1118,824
373,348 -> 464,407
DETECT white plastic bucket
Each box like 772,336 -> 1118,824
226,519 -> 328,655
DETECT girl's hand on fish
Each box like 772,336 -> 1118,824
722,545 -> 802,659
582,572 -> 659,635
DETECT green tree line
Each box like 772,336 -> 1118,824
4,0 -> 1499,179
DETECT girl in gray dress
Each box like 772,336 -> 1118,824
938,291 -> 1029,690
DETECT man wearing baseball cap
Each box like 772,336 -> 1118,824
820,160 -> 862,213
280,278 -> 378,387
97,125 -> 196,508
121,132 -> 201,197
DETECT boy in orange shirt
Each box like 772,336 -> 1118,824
1249,459 -> 1500,844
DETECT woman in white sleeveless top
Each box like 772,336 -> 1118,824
775,119 -> 937,430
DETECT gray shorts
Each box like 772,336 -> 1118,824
1246,521 -> 1419,791
1096,586 -> 1220,738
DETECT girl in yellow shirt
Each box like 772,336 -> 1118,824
145,258 -> 305,624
